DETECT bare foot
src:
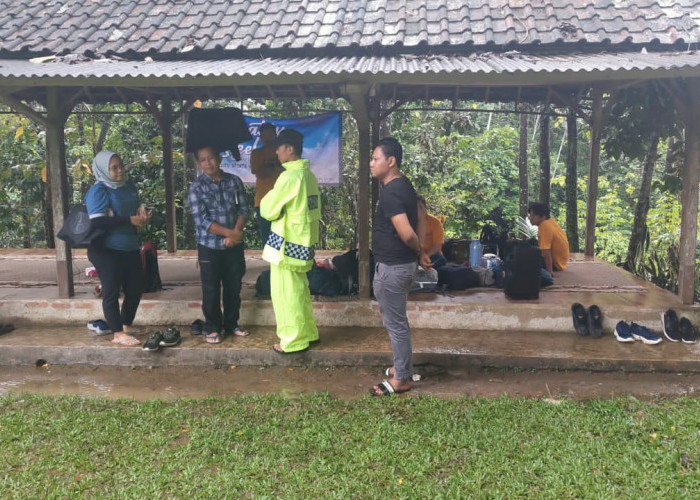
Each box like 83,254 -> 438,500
112,333 -> 140,346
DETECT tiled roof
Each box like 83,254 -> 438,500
0,1 -> 698,58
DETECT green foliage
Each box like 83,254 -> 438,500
2,393 -> 700,497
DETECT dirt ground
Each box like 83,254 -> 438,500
1,364 -> 699,401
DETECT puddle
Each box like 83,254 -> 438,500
1,365 -> 700,401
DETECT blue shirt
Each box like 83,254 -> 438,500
85,181 -> 140,251
188,171 -> 249,249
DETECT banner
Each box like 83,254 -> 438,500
220,112 -> 342,186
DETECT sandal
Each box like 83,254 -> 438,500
227,327 -> 249,337
272,343 -> 309,355
205,331 -> 223,344
370,380 -> 410,397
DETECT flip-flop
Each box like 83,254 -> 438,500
231,327 -> 249,337
111,335 -> 140,346
205,331 -> 223,344
369,380 -> 411,397
272,344 -> 309,355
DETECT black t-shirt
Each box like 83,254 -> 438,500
372,176 -> 418,265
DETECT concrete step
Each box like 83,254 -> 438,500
2,324 -> 700,373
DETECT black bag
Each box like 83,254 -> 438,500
307,265 -> 343,296
255,270 -> 271,297
140,242 -> 163,292
503,242 -> 541,300
56,204 -> 106,248
437,264 -> 479,291
442,238 -> 469,264
332,249 -> 358,295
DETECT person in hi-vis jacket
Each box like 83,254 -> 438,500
260,129 -> 321,354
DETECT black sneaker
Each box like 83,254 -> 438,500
662,309 -> 682,342
571,303 -> 589,336
679,318 -> 698,344
190,319 -> 204,336
160,326 -> 181,347
142,331 -> 163,352
630,323 -> 662,345
587,305 -> 603,338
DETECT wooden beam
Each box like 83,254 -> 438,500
584,88 -> 604,256
160,97 -> 177,253
673,79 -> 700,304
345,84 -> 372,298
0,93 -> 48,127
45,88 -> 74,297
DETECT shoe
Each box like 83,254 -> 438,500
87,319 -> 111,335
587,305 -> 603,338
571,303 -> 589,336
630,323 -> 662,345
160,326 -> 181,347
679,317 -> 698,344
614,321 -> 635,343
224,327 -> 250,337
142,331 -> 163,352
662,309 -> 682,342
190,319 -> 204,336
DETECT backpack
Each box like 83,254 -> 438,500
437,264 -> 480,291
503,241 -> 541,300
140,242 -> 163,292
332,249 -> 358,295
307,265 -> 344,296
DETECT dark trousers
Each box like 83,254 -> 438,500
198,244 -> 246,332
88,247 -> 143,333
256,207 -> 272,246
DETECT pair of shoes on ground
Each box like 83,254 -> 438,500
571,303 -> 603,337
0,323 -> 15,335
662,309 -> 698,344
614,321 -> 663,345
142,326 -> 182,352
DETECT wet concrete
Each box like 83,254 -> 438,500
1,364 -> 699,401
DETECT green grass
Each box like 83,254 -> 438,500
1,394 -> 700,498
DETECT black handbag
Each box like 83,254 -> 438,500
56,204 -> 106,248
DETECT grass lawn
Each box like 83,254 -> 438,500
1,393 -> 700,498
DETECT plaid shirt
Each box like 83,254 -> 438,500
188,171 -> 249,249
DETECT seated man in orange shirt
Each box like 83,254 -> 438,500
418,196 -> 447,269
527,202 -> 570,285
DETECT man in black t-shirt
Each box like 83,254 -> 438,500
369,137 -> 431,397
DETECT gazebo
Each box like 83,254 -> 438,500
0,0 -> 699,301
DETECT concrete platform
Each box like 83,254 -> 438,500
2,324 -> 700,373
0,249 -> 699,372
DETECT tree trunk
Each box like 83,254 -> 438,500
565,108 -> 579,252
624,129 -> 661,270
518,106 -> 529,218
538,108 -> 551,205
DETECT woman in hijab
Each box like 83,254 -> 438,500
85,151 -> 150,346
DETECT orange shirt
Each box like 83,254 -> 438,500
250,145 -> 284,206
538,217 -> 570,271
422,214 -> 445,255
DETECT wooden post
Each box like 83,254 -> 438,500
676,81 -> 700,304
565,107 -> 579,252
46,88 -> 74,297
538,108 -> 551,205
585,88 -> 604,256
347,85 -> 372,298
518,106 -> 529,218
160,97 -> 177,253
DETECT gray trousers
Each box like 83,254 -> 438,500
373,261 -> 418,381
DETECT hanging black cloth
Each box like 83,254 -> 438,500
185,107 -> 252,160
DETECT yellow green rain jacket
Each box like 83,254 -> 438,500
260,158 -> 321,271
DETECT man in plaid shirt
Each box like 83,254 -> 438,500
188,145 -> 250,344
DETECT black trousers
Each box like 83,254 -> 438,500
198,244 -> 246,332
88,247 -> 143,333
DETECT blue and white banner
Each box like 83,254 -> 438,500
220,112 -> 342,186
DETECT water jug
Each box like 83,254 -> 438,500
469,239 -> 483,268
